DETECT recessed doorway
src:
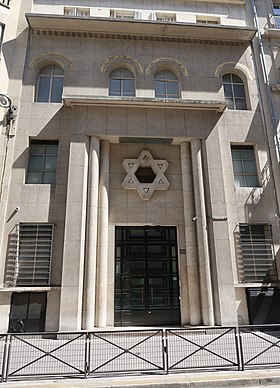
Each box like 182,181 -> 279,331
115,226 -> 181,326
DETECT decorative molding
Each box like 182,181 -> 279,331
29,52 -> 74,70
101,55 -> 144,74
146,57 -> 188,76
214,62 -> 254,80
271,84 -> 280,92
122,150 -> 169,200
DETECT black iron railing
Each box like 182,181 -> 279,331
2,326 -> 280,382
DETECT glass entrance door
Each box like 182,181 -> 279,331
115,226 -> 180,326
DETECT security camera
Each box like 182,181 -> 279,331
0,94 -> 11,109
192,216 -> 197,222
275,213 -> 280,218
15,206 -> 20,212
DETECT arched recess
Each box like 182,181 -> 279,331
214,62 -> 254,80
101,55 -> 144,75
29,52 -> 74,71
146,58 -> 188,78
215,62 -> 253,110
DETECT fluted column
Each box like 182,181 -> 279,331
180,141 -> 201,325
95,140 -> 110,327
191,139 -> 214,326
83,136 -> 100,329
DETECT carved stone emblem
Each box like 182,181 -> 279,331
122,150 -> 169,200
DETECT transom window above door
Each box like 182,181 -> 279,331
154,69 -> 180,98
109,68 -> 135,97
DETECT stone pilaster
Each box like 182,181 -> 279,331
59,135 -> 89,330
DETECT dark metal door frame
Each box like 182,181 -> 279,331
115,226 -> 180,326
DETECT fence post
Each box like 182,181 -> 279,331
1,335 -> 11,383
162,329 -> 168,374
85,332 -> 90,379
237,326 -> 245,371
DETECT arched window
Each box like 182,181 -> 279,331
222,73 -> 247,110
154,69 -> 179,98
109,68 -> 135,97
36,64 -> 64,103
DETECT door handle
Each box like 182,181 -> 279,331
141,285 -> 144,304
150,285 -> 153,305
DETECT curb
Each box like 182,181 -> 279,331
3,371 -> 280,388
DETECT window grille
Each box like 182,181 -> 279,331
237,224 -> 278,283
5,224 -> 54,287
0,0 -> 11,9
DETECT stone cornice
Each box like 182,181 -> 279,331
63,95 -> 227,112
26,14 -> 256,45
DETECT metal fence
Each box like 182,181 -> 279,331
1,325 -> 280,382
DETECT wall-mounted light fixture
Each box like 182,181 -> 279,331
0,93 -> 17,125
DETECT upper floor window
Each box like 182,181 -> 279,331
273,4 -> 280,28
196,17 -> 220,25
109,68 -> 135,97
231,145 -> 259,188
26,140 -> 58,184
64,7 -> 90,16
154,70 -> 179,99
110,10 -> 135,19
222,73 -> 247,110
156,13 -> 176,22
36,64 -> 64,103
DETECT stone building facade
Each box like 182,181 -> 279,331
0,0 -> 280,333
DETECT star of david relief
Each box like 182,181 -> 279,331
122,150 -> 170,200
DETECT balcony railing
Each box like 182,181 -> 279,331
0,0 -> 11,9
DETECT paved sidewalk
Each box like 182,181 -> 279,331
3,370 -> 280,388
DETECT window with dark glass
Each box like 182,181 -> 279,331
8,293 -> 47,333
36,64 -> 64,103
231,146 -> 259,187
109,68 -> 135,97
27,140 -> 58,184
238,224 -> 277,283
222,73 -> 247,110
154,70 -> 179,98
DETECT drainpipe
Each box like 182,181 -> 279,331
249,0 -> 280,213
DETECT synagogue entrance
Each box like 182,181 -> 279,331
114,226 -> 181,326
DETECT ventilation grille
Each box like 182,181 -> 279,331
5,224 -> 53,287
236,224 -> 278,283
